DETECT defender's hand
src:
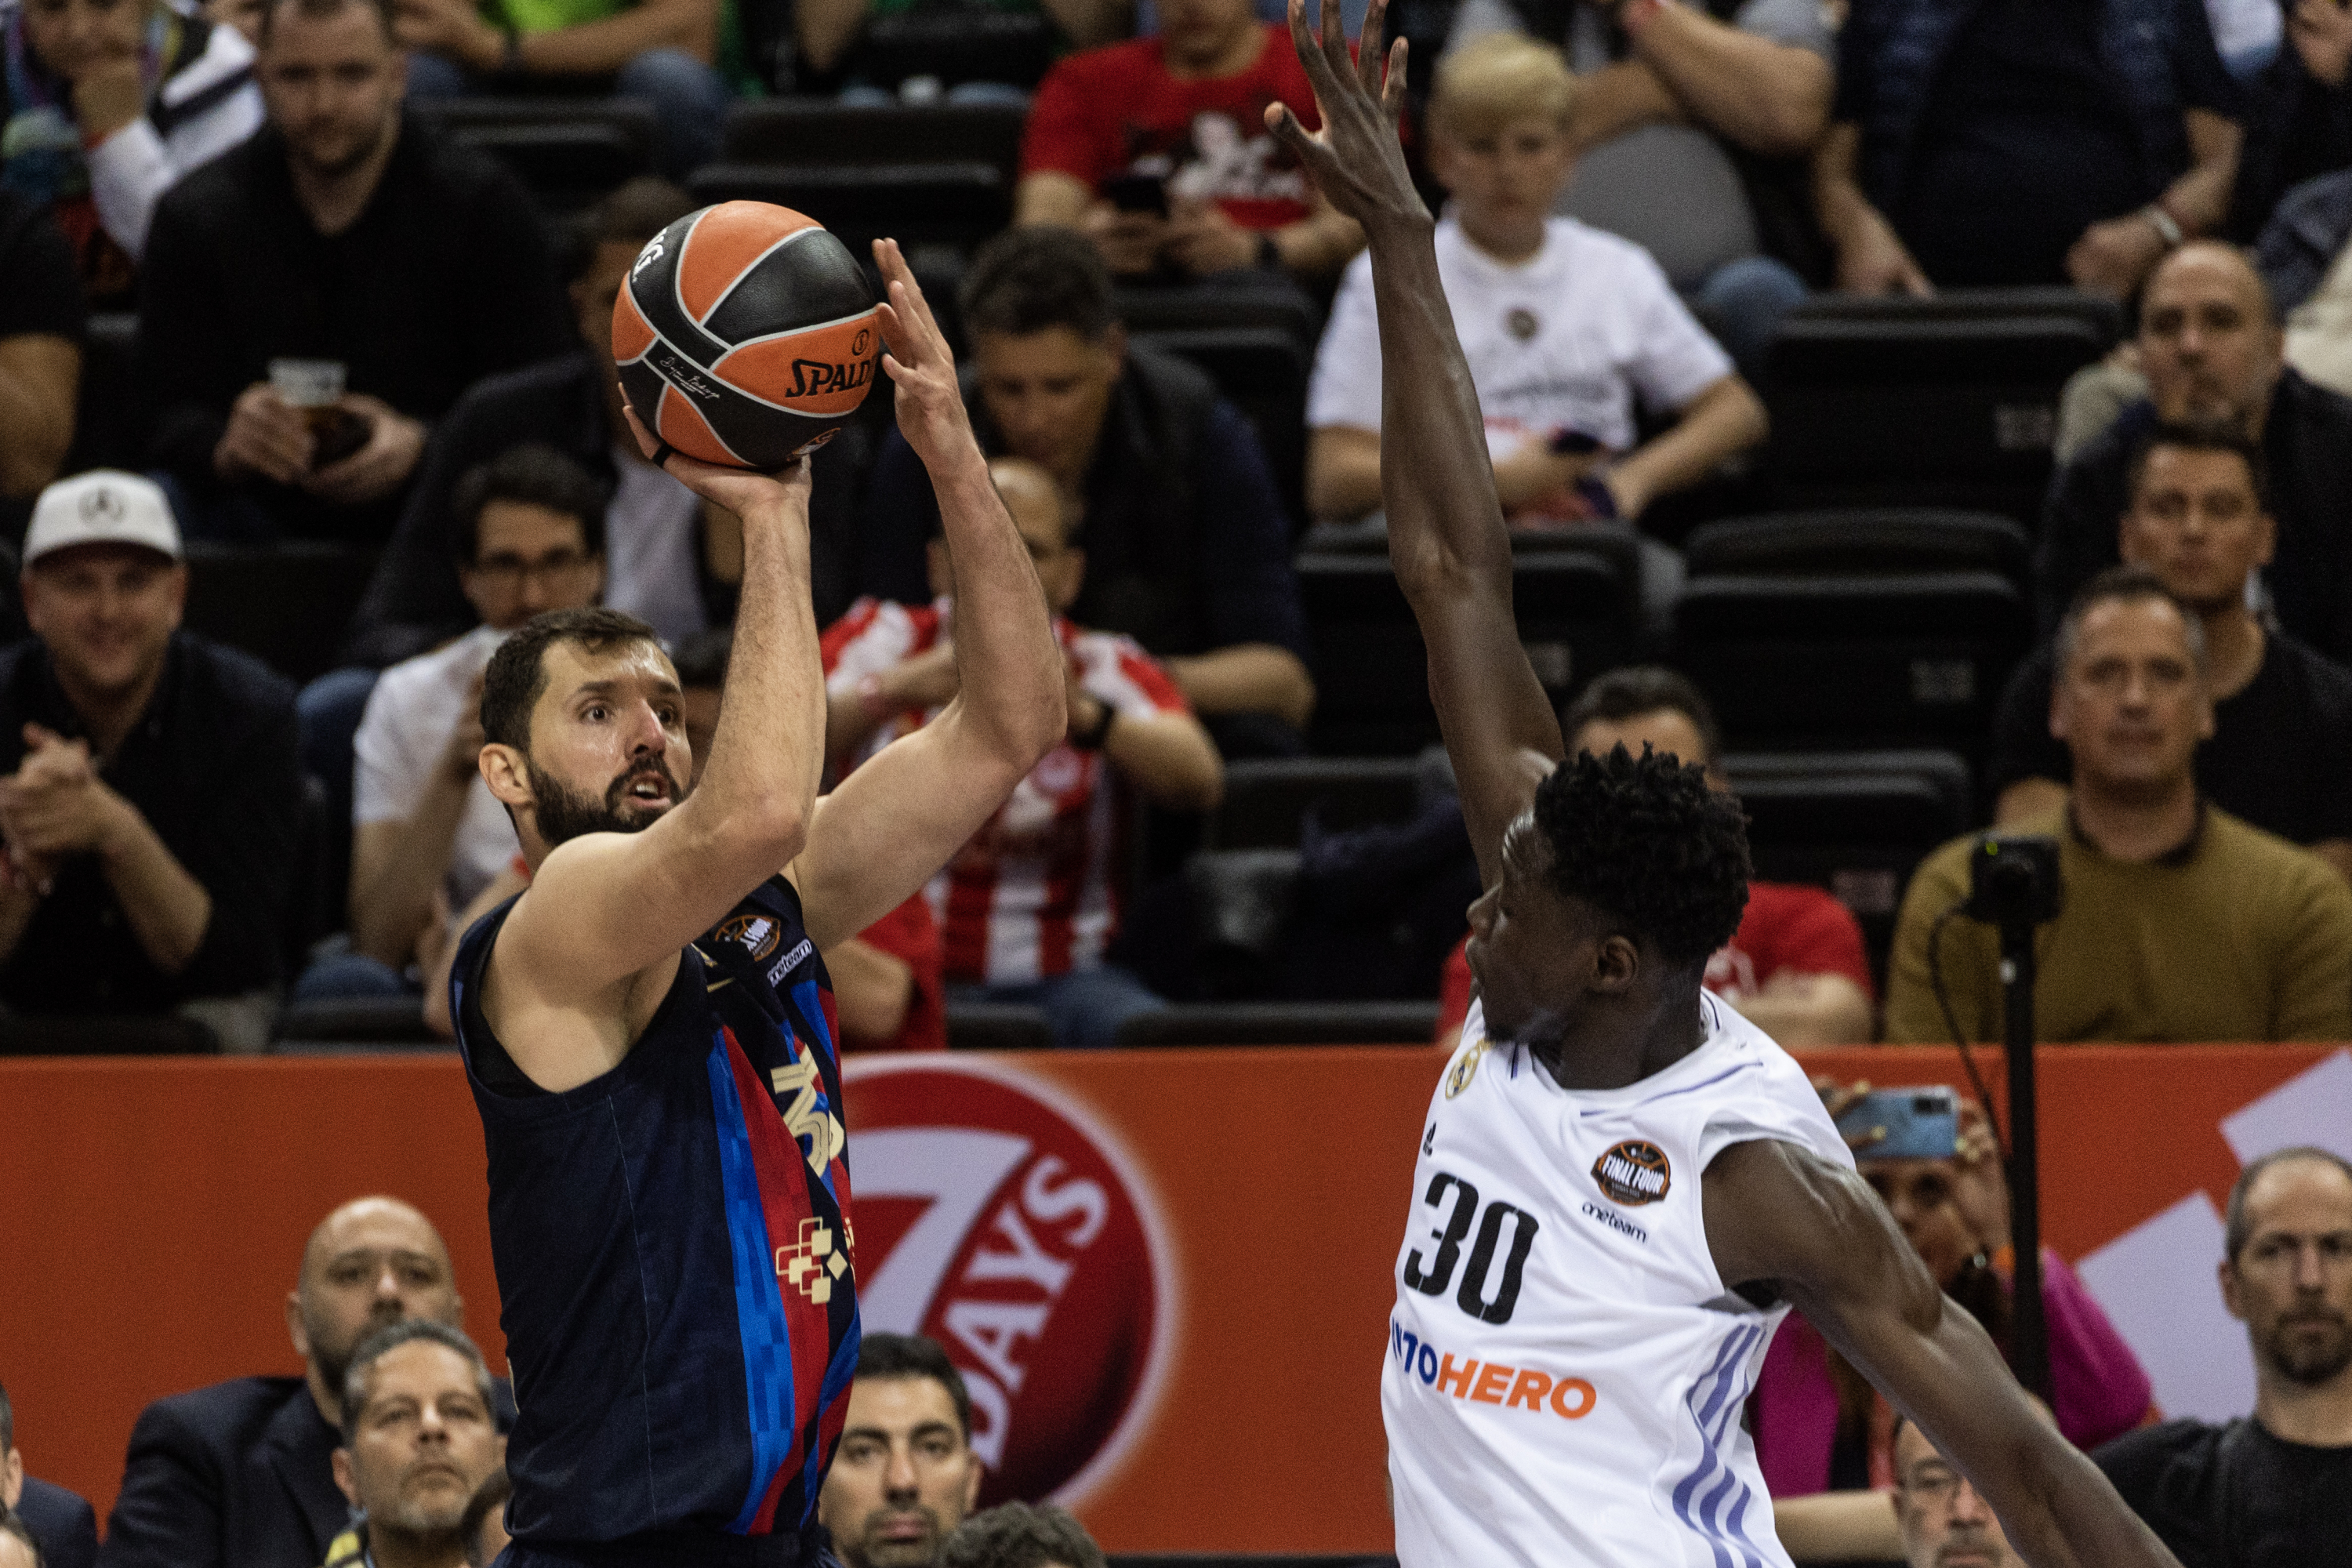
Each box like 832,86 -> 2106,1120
621,403 -> 811,525
870,236 -> 977,473
1262,0 -> 1423,232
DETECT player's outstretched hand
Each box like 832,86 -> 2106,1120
621,402 -> 811,524
1264,0 -> 1424,232
872,236 -> 976,473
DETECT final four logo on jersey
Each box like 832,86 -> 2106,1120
1592,1140 -> 1671,1206
716,912 -> 782,961
1444,1040 -> 1488,1099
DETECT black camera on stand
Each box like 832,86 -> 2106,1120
1960,833 -> 2063,1399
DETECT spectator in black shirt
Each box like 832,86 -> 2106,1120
1817,0 -> 2244,297
2227,0 -> 2352,242
2039,242 -> 2352,664
858,226 -> 1315,757
2,1381 -> 99,1568
137,0 -> 572,546
0,190 -> 82,510
1993,423 -> 2352,879
0,471 -> 300,1053
2096,1146 -> 2352,1568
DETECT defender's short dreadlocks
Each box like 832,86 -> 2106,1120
1531,744 -> 1751,969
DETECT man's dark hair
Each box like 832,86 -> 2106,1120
1531,746 -> 1750,970
0,1508 -> 45,1568
2125,419 -> 2270,514
938,1502 -> 1105,1568
452,445 -> 610,568
2225,1145 -> 2352,1263
1559,667 -> 1722,768
338,1319 -> 495,1447
258,0 -> 395,49
857,1332 -> 973,1443
2053,563 -> 2208,676
480,606 -> 664,751
459,1468 -> 512,1567
568,178 -> 698,281
960,227 -> 1116,343
672,626 -> 734,692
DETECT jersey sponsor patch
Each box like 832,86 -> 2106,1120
1592,1139 -> 1671,1206
1388,1319 -> 1598,1420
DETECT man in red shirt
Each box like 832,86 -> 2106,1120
1014,0 -> 1362,284
1436,666 -> 1875,1048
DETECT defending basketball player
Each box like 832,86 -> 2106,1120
446,238 -> 1065,1568
1265,9 -> 2186,1568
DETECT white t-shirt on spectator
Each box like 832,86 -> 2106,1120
604,445 -> 706,647
1308,216 -> 1733,459
352,623 -> 518,913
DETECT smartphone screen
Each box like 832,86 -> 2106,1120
1835,1087 -> 1960,1160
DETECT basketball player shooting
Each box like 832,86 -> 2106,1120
1265,12 -> 2185,1568
446,239 -> 1066,1568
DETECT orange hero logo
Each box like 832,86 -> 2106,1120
1389,1321 -> 1596,1420
1593,1140 -> 1671,1206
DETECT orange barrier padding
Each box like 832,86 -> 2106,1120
0,1043 -> 2337,1552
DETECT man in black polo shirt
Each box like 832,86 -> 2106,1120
137,0 -> 572,546
857,225 -> 1315,757
1991,422 -> 2352,880
0,471 -> 301,1052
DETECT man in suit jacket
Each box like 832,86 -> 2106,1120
98,1196 -> 506,1568
3,1383 -> 99,1568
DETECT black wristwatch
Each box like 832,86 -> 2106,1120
1071,698 -> 1118,751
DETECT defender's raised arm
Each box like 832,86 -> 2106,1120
1266,0 -> 1562,885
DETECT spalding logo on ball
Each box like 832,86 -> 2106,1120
612,201 -> 880,469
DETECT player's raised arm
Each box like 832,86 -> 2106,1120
480,448 -> 826,1053
789,239 -> 1067,950
1267,0 -> 1562,884
1704,1141 -> 2186,1568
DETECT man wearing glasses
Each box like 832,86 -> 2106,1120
1893,1414 -> 2025,1568
301,444 -> 609,1001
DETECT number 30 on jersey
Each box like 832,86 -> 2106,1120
1403,1171 -> 1539,1324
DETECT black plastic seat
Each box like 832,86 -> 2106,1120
1131,325 -> 1310,528
409,99 -> 657,212
851,10 -> 1053,93
68,311 -> 143,472
1674,572 -> 2030,756
1683,509 -> 2032,590
1207,757 -> 1425,850
688,162 -> 1008,252
1763,289 -> 2123,522
182,543 -> 379,684
1298,547 -> 1639,753
944,1000 -> 1054,1051
1113,1000 -> 1439,1047
0,1014 -> 217,1054
720,100 -> 1026,186
271,996 -> 436,1047
1112,282 -> 1323,354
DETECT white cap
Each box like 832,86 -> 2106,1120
24,470 -> 183,568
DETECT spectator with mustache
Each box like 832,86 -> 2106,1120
818,1334 -> 982,1568
317,1323 -> 505,1568
2096,1148 -> 2352,1568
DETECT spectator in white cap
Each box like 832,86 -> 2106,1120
0,469 -> 302,1051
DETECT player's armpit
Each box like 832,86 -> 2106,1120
1701,1140 -> 2184,1568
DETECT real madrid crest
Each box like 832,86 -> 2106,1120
1444,1039 -> 1489,1098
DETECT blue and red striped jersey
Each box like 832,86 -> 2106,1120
453,874 -> 858,1550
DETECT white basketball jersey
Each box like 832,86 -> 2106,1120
1382,993 -> 1854,1567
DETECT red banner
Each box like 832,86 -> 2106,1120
1,1044 -> 2343,1552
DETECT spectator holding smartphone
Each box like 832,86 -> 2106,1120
1750,1081 -> 2154,1498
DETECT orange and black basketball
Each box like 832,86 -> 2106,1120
612,201 -> 880,470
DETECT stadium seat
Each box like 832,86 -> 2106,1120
944,1000 -> 1054,1051
1131,325 -> 1310,528
850,9 -> 1054,93
1721,748 -> 1976,986
0,1014 -> 218,1054
271,996 -> 437,1049
182,543 -> 379,684
1113,1000 -> 1440,1047
1112,281 -> 1323,354
1206,757 -> 1425,851
408,99 -> 658,212
1673,570 -> 2031,758
1762,289 -> 2123,523
688,162 -> 1008,256
1682,509 -> 2032,590
1297,544 -> 1642,754
720,100 -> 1027,190
69,311 -> 143,473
